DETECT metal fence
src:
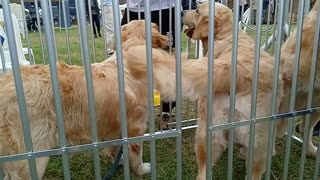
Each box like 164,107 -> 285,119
0,0 -> 319,179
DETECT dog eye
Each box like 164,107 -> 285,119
196,9 -> 199,13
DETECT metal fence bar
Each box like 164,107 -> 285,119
288,0 -> 294,36
137,1 -> 141,20
169,0 -> 172,53
304,0 -> 311,14
48,0 -> 58,60
61,0 -> 72,65
159,0 -> 162,34
2,103 -> 320,164
74,1 -> 82,63
263,0 -> 273,51
312,10 -> 320,180
126,0 -> 130,23
76,1 -> 102,179
283,0 -> 290,29
196,39 -> 200,58
227,0 -> 240,179
0,43 -> 6,73
269,1 -> 278,55
112,1 -> 131,179
87,0 -> 97,63
283,0 -> 306,179
206,1 -> 215,179
20,0 -> 34,64
246,0 -> 263,179
174,0 -> 183,179
34,0 -> 46,64
40,0 -> 71,179
143,1 -> 157,179
265,0 -> 284,178
0,167 -> 4,179
0,130 -> 182,163
100,0 -> 108,58
314,134 -> 320,180
0,108 -> 318,162
2,1 -> 38,179
298,3 -> 320,179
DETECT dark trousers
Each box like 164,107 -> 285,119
92,14 -> 101,36
121,7 -> 177,113
121,7 -> 176,48
27,18 -> 38,31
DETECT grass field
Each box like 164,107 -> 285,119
20,24 -> 320,180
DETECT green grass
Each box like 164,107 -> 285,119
21,25 -> 319,180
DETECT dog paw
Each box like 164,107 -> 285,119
136,162 -> 151,175
237,153 -> 246,160
307,146 -> 318,157
196,174 -> 205,180
273,148 -> 277,156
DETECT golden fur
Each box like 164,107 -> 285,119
112,20 -> 168,52
277,0 -> 320,156
0,20 -> 168,179
126,2 -> 284,180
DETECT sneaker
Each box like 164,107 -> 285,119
159,114 -> 170,131
94,35 -> 98,38
157,113 -> 176,131
98,32 -> 102,37
107,49 -> 114,56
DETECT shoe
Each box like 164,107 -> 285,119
98,32 -> 102,37
94,35 -> 98,38
107,49 -> 114,56
159,114 -> 170,131
157,113 -> 176,131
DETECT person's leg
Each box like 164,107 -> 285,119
154,8 -> 177,130
157,8 -> 176,49
92,14 -> 97,37
32,18 -> 38,31
104,6 -> 114,53
121,8 -> 128,25
94,14 -> 101,37
121,9 -> 140,26
239,5 -> 243,21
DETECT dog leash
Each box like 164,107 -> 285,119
104,146 -> 123,180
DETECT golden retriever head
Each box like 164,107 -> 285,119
114,20 -> 169,51
182,2 -> 233,40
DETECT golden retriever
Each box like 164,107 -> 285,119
111,20 -> 169,53
126,2 -> 284,180
277,0 -> 320,156
0,20 -> 168,179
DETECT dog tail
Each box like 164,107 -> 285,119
125,46 -> 251,101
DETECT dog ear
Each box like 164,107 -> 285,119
113,26 -> 128,50
192,15 -> 220,40
214,15 -> 221,35
192,17 -> 209,40
152,29 -> 169,49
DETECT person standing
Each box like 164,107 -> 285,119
102,0 -> 123,55
86,0 -> 101,38
28,3 -> 38,31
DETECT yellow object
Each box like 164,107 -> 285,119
154,90 -> 161,106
